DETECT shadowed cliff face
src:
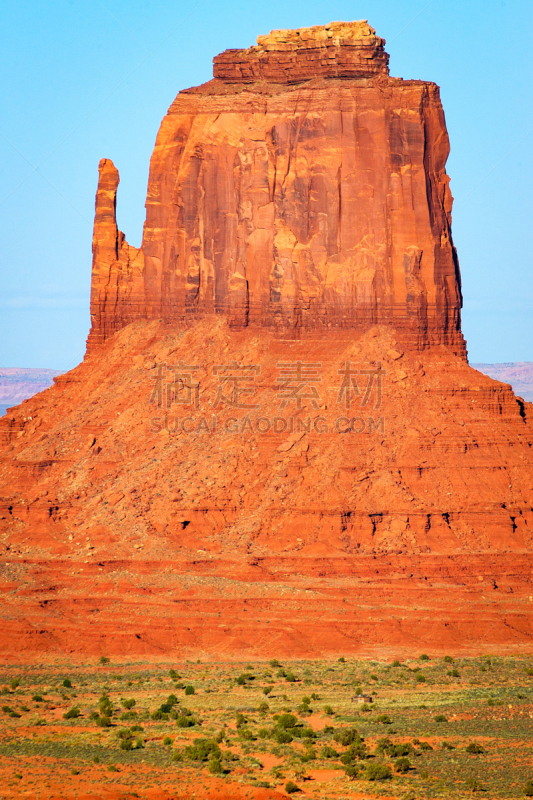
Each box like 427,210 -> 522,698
88,20 -> 464,356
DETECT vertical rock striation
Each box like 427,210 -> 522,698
88,21 -> 465,355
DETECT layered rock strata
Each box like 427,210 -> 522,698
88,20 -> 464,355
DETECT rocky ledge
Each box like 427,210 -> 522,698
213,20 -> 389,83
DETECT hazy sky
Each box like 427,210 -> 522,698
1,0 -> 531,369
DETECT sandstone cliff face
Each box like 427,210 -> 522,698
89,21 -> 464,355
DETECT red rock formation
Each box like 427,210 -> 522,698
0,22 -> 531,661
88,20 -> 464,355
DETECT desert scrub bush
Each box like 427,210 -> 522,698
285,781 -> 299,794
120,711 -> 138,721
107,764 -> 118,772
323,705 -> 334,715
415,674 -> 426,683
320,745 -> 338,759
258,701 -> 269,713
419,654 -> 430,661
360,703 -> 372,713
10,678 -> 20,690
176,715 -> 196,728
444,655 -> 454,663
62,679 -> 72,688
524,780 -> 533,797
394,757 -> 411,773
273,730 -> 293,744
435,714 -> 448,722
285,672 -> 297,683
276,713 -> 297,729
163,736 -> 173,746
345,765 -> 359,780
466,777 -> 482,792
340,743 -> 367,764
365,763 -> 392,781
121,698 -> 136,709
376,714 -> 392,724
184,685 -> 195,695
184,738 -> 221,762
466,742 -> 485,754
269,659 -> 281,668
208,757 -> 224,774
32,694 -> 43,702
262,686 -> 273,696
448,668 -> 461,678
334,727 -> 361,746
238,728 -> 255,741
63,707 -> 80,720
419,741 -> 433,751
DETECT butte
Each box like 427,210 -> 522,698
1,21 -> 532,660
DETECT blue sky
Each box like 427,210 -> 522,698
0,0 -> 531,369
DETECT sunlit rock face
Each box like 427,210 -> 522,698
88,21 -> 464,357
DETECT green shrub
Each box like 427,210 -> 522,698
62,679 -> 72,688
63,707 -> 80,720
435,714 -> 447,722
376,714 -> 392,724
345,765 -> 359,780
163,736 -> 172,746
370,674 -> 378,681
262,686 -> 273,696
258,701 -> 269,713
466,742 -> 485,754
419,741 -> 433,751
96,716 -> 112,727
10,679 -> 20,690
449,668 -> 461,678
441,741 -> 455,750
120,738 -> 133,750
32,695 -> 43,702
184,738 -> 221,762
394,757 -> 411,773
274,729 -> 293,744
467,777 -> 481,792
237,728 -> 254,741
286,672 -> 297,683
334,727 -> 360,746
323,705 -> 334,715
208,757 -> 224,774
320,745 -> 338,759
444,655 -> 453,663
419,654 -> 430,661
99,656 -> 110,665
416,674 -> 426,683
258,727 -> 270,739
176,715 -> 196,728
338,656 -> 346,663
107,764 -> 118,772
365,763 -> 392,781
277,713 -> 297,729
184,685 -> 195,696
285,781 -> 299,794
392,660 -> 401,667
9,711 -> 21,718
524,780 -> 533,797
269,659 -> 281,668
487,698 -> 495,706
122,698 -> 136,709
151,709 -> 169,721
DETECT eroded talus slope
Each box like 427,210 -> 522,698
0,320 -> 531,659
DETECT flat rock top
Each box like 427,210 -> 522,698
255,20 -> 380,49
